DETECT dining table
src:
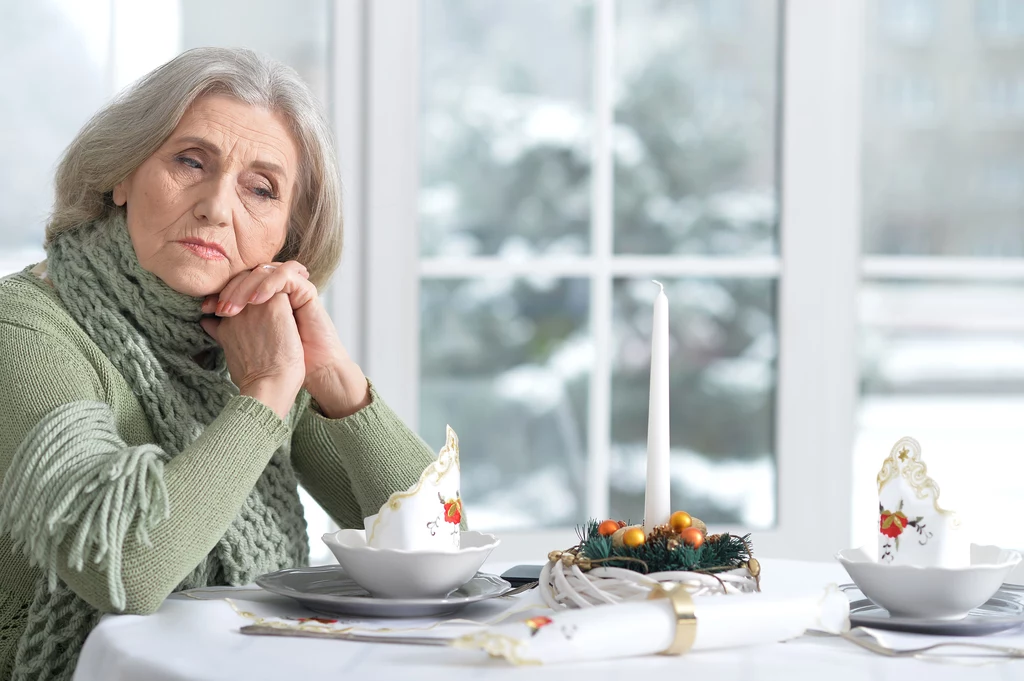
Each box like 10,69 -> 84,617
71,557 -> 1024,681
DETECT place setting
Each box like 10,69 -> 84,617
255,425 -> 514,619
822,435 -> 1024,662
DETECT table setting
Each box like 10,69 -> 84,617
72,283 -> 1024,680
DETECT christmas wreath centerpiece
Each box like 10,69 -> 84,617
539,511 -> 761,610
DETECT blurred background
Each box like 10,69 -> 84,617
2,0 -> 1024,562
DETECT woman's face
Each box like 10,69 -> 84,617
112,95 -> 300,296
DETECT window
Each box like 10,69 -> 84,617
0,0 -> 111,274
879,0 -> 936,43
856,0 -> 1024,550
977,0 -> 1024,41
977,77 -> 1024,121
416,0 -> 781,533
355,0 -> 863,560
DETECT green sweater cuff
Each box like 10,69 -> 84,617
295,386 -> 437,527
226,394 -> 292,446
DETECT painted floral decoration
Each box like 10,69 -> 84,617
442,492 -> 462,525
879,509 -> 908,539
525,616 -> 553,637
878,498 -> 928,560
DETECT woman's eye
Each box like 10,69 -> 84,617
253,185 -> 278,200
176,155 -> 202,170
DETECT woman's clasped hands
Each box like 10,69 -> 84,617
198,261 -> 370,420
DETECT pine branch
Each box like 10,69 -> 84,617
574,520 -> 752,574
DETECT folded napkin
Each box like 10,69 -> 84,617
364,425 -> 462,551
877,437 -> 967,567
452,586 -> 850,665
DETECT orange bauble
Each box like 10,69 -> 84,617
669,511 -> 692,533
598,519 -> 620,537
622,527 -> 646,548
679,527 -> 704,548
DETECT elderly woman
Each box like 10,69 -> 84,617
0,48 -> 437,681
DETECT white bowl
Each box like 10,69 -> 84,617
836,544 -> 1022,621
322,529 -> 500,599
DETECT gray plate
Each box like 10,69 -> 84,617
840,583 -> 1024,635
256,566 -> 511,618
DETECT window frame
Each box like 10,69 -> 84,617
329,0 -> 866,562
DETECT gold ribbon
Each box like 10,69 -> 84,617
647,584 -> 697,655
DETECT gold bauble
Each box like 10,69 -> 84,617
669,511 -> 692,533
623,527 -> 646,548
690,517 -> 707,535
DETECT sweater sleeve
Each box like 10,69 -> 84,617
291,384 -> 440,530
0,324 -> 289,615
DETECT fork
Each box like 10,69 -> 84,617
833,628 -> 1024,660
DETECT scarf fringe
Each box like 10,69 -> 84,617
0,401 -> 169,611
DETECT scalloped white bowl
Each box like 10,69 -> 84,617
837,544 -> 1022,621
322,529 -> 500,599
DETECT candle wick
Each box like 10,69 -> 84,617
652,280 -> 664,294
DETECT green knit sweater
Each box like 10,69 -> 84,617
0,267 -> 437,680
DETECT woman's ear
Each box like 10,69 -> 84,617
112,180 -> 128,206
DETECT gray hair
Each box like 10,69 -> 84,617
47,47 -> 342,289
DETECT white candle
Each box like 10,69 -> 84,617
644,280 -> 671,534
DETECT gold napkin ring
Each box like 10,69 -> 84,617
647,584 -> 697,655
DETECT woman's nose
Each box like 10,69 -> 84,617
193,175 -> 234,227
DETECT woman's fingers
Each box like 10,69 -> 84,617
213,261 -> 312,316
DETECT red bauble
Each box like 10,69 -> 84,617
679,527 -> 704,549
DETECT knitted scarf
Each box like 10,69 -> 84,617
0,213 -> 309,681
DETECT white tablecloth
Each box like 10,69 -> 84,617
72,558 -> 1024,681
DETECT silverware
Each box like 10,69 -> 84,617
240,624 -> 453,646
498,581 -> 538,598
827,626 -> 1024,659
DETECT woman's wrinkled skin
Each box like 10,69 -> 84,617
112,95 -> 368,419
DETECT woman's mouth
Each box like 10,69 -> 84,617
178,239 -> 227,261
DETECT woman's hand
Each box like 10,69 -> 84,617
199,292 -> 305,419
202,262 -> 372,418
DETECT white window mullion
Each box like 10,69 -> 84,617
327,0 -> 368,366
772,0 -> 865,560
587,0 -> 615,521
362,0 -> 421,426
863,256 -> 1024,281
418,255 -> 782,279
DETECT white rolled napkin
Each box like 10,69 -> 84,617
364,425 -> 462,551
453,586 -> 850,665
